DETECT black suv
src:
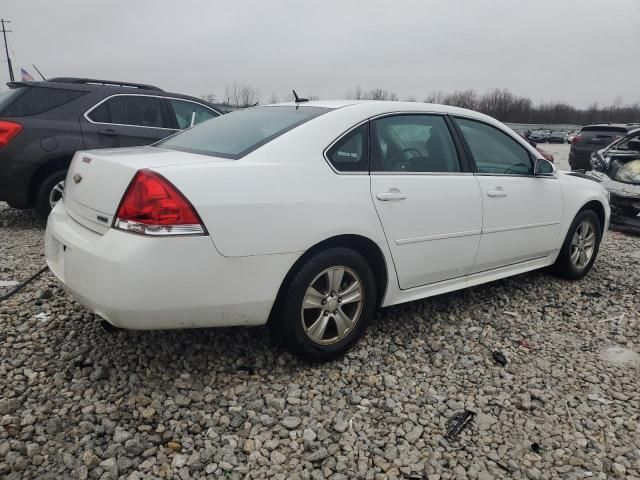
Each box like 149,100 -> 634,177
0,78 -> 221,217
569,123 -> 640,171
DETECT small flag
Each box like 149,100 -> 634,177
21,68 -> 35,81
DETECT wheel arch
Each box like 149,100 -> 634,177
578,199 -> 606,235
28,155 -> 73,204
268,234 -> 389,323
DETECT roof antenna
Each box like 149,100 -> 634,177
32,64 -> 46,81
292,89 -> 309,103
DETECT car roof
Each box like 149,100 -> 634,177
581,123 -> 640,130
266,100 -> 500,123
6,79 -> 218,109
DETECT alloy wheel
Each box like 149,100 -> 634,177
300,266 -> 364,345
49,180 -> 65,209
570,220 -> 596,270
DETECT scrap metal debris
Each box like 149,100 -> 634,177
492,351 -> 507,366
445,410 -> 476,440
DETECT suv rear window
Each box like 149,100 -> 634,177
0,86 -> 86,116
157,106 -> 330,159
580,126 -> 628,133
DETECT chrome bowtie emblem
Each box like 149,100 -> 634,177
73,173 -> 83,184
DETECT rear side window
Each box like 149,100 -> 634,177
168,99 -> 219,129
88,95 -> 167,128
326,124 -> 369,172
1,87 -> 86,116
157,106 -> 330,159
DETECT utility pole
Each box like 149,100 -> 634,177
1,19 -> 14,82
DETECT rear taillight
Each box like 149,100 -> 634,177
113,169 -> 206,236
570,135 -> 581,145
0,120 -> 22,148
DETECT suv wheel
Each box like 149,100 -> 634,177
272,247 -> 377,362
35,170 -> 67,219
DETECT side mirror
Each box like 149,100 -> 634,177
534,158 -> 555,176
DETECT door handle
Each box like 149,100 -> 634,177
376,191 -> 407,201
97,128 -> 119,137
487,189 -> 507,197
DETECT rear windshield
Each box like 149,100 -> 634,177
0,86 -> 87,116
156,106 -> 330,159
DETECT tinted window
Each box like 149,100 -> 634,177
88,95 -> 166,128
1,87 -> 86,116
372,115 -> 460,172
168,99 -> 219,129
326,124 -> 368,172
157,106 -> 330,159
581,126 -> 628,133
456,118 -> 532,174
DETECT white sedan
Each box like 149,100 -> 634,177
45,100 -> 610,361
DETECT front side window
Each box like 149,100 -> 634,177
157,106 -> 330,159
88,95 -> 166,128
168,99 -> 219,129
372,115 -> 460,172
456,118 -> 533,175
326,124 -> 368,172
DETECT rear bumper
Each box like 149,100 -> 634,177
45,201 -> 298,329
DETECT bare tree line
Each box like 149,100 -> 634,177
421,88 -> 640,124
202,84 -> 640,124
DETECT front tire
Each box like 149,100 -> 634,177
272,247 -> 377,362
552,210 -> 601,280
35,170 -> 67,219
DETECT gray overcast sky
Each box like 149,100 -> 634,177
2,0 -> 639,107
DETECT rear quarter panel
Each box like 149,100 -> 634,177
153,111 -> 389,257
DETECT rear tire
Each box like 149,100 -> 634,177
35,170 -> 67,219
271,247 -> 377,362
551,210 -> 601,280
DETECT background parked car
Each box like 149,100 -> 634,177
569,124 -> 639,171
529,130 -> 549,143
0,77 -> 221,217
548,131 -> 566,143
517,132 -> 554,162
590,128 -> 640,226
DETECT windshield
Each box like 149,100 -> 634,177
157,106 -> 331,159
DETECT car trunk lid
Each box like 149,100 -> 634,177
63,146 -> 228,234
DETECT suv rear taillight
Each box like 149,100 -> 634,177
0,121 -> 23,148
113,169 -> 206,236
570,134 -> 581,145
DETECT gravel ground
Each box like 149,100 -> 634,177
1,202 -> 639,480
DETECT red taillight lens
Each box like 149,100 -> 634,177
114,169 -> 206,236
0,120 -> 22,148
570,135 -> 581,145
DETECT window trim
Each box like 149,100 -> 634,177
451,115 -> 549,178
83,93 -> 220,131
323,112 -> 478,176
369,112 -> 467,174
